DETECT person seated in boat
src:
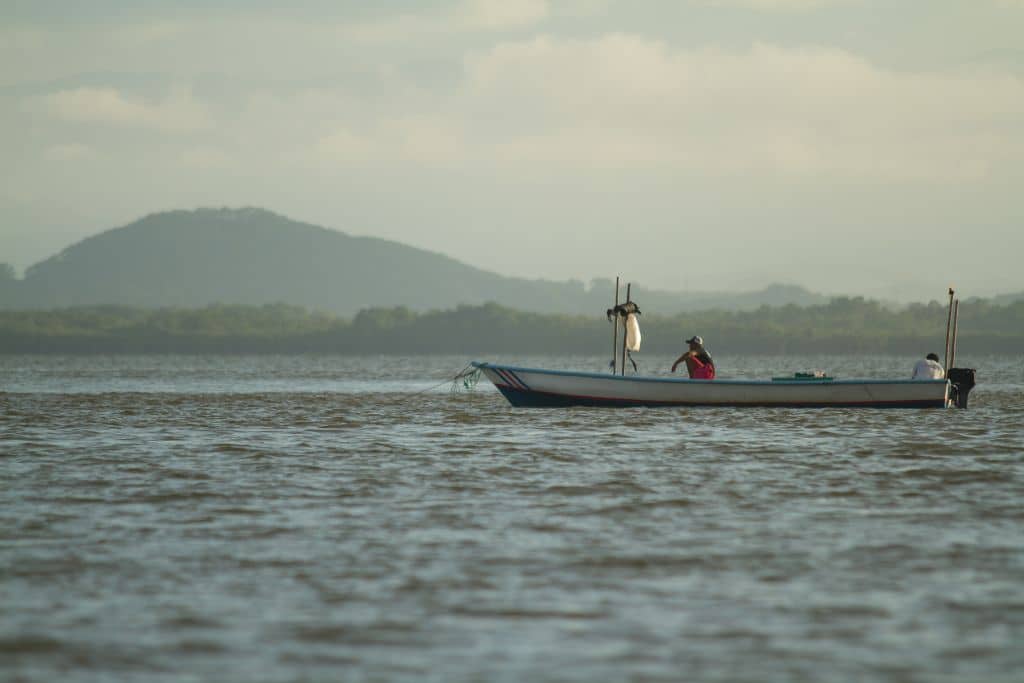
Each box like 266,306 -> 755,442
911,352 -> 944,380
671,335 -> 716,379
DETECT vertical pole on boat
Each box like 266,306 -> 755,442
943,287 -> 955,374
621,283 -> 631,376
611,276 -> 620,374
950,298 -> 960,370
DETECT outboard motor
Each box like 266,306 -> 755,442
947,367 -> 976,409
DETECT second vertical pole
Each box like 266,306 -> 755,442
621,283 -> 631,376
950,299 -> 960,370
944,287 -> 955,373
611,276 -> 620,375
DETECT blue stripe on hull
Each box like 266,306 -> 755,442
495,385 -> 947,409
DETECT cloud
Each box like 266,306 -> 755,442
21,32 -> 1019,185
315,127 -> 379,163
703,0 -> 849,9
43,143 -> 92,162
328,0 -> 556,37
450,36 -> 1024,180
179,146 -> 232,169
314,118 -> 465,166
304,35 -> 1024,182
458,0 -> 549,28
334,0 -> 550,44
30,86 -> 211,132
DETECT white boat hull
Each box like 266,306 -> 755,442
474,362 -> 950,409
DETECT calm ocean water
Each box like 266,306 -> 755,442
2,353 -> 1023,683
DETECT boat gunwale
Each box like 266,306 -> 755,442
472,361 -> 949,387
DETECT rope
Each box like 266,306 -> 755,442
404,363 -> 479,399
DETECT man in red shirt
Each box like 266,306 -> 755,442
671,335 -> 716,379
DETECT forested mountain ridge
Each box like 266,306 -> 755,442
2,208 -> 531,314
0,207 -> 828,315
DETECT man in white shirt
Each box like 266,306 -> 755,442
912,353 -> 945,379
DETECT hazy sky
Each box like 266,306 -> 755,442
2,0 -> 1022,300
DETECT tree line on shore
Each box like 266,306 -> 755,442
1,298 -> 1022,354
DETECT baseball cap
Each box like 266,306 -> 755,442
686,335 -> 704,346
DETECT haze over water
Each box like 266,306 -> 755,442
2,353 -> 1023,682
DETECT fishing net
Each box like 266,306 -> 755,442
450,366 -> 481,393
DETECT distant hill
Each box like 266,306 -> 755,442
0,208 -> 828,315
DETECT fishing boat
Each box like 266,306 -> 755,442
473,362 -> 968,408
473,282 -> 975,409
